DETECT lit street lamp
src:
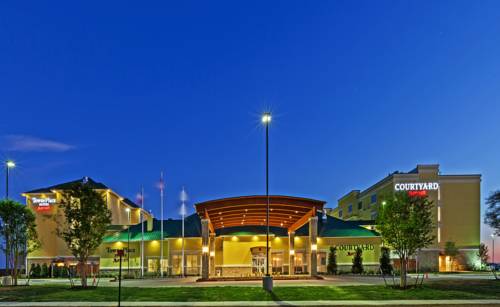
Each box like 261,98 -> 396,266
5,160 -> 15,199
262,112 -> 273,292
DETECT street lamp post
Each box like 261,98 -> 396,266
492,234 -> 496,264
5,160 -> 15,199
262,112 -> 273,292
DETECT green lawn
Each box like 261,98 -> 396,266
0,280 -> 498,302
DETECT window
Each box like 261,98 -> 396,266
370,194 -> 377,204
185,254 -> 199,275
160,259 -> 168,274
338,210 -> 343,218
358,201 -> 363,210
147,258 -> 159,273
348,204 -> 352,213
272,252 -> 283,274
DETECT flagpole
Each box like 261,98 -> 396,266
160,172 -> 164,277
181,187 -> 186,278
141,186 -> 145,278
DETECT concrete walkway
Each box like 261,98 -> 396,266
0,300 -> 499,306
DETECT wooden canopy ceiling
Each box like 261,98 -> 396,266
195,195 -> 326,233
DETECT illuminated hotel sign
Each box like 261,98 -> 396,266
32,197 -> 56,211
394,182 -> 439,197
394,182 -> 439,191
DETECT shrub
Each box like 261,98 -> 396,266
351,247 -> 364,274
327,246 -> 338,275
380,247 -> 393,275
41,263 -> 49,278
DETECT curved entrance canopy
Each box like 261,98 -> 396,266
195,195 -> 326,233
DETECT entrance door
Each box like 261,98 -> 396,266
252,253 -> 266,276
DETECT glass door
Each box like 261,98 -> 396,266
252,253 -> 266,276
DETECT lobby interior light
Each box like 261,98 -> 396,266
202,246 -> 209,253
311,244 -> 318,251
289,250 -> 295,256
209,251 -> 215,257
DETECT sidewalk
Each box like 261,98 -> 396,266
0,300 -> 499,307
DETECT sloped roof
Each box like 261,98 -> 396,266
123,198 -> 140,209
103,214 -> 202,243
25,177 -> 108,194
103,212 -> 378,243
295,213 -> 379,237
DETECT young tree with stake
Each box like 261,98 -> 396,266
376,192 -> 434,289
56,182 -> 111,288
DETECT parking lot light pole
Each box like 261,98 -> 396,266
261,112 -> 273,292
5,160 -> 15,199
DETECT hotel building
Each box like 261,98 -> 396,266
25,178 -> 381,277
329,164 -> 481,272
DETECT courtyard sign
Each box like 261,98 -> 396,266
337,244 -> 374,251
394,182 -> 439,191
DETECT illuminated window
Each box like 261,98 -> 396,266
147,259 -> 159,273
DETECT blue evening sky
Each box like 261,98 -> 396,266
1,1 -> 499,262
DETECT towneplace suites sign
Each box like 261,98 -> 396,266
32,197 -> 57,212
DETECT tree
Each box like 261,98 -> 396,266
376,192 -> 435,289
351,247 -> 364,274
56,182 -> 111,288
327,246 -> 338,275
485,190 -> 500,235
444,241 -> 459,271
478,243 -> 489,270
0,199 -> 40,286
380,247 -> 393,275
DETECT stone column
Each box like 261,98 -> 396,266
288,231 -> 295,275
201,219 -> 209,279
209,233 -> 215,276
309,216 -> 318,276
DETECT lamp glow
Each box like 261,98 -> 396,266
210,251 -> 215,257
289,250 -> 295,256
261,112 -> 272,124
202,246 -> 209,253
311,244 -> 318,251
6,160 -> 15,168
125,208 -> 131,212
